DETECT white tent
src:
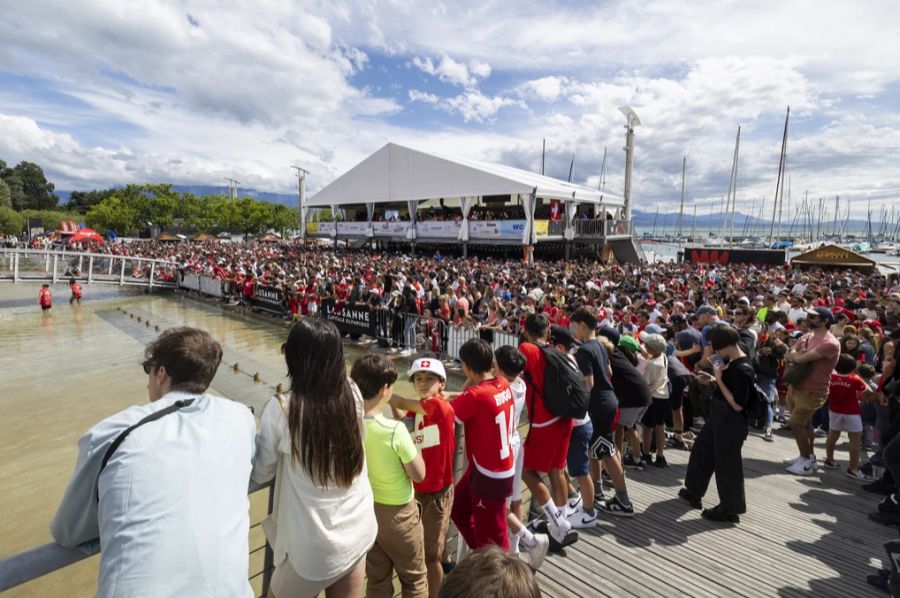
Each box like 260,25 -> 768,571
307,142 -> 625,207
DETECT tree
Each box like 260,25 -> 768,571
10,161 -> 57,210
67,188 -> 116,214
86,196 -> 140,235
0,206 -> 24,235
0,178 -> 10,209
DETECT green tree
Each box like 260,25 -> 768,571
0,178 -> 10,209
11,161 -> 57,210
86,196 -> 140,235
67,188 -> 116,214
0,206 -> 24,234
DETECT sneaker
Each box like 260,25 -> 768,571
866,571 -> 891,593
814,427 -> 827,438
567,492 -> 582,513
565,506 -> 598,529
530,519 -> 578,553
787,457 -> 816,476
846,469 -> 867,480
678,487 -> 702,509
548,514 -> 573,544
823,459 -> 840,469
666,437 -> 688,450
518,534 -> 550,570
654,455 -> 669,468
641,453 -> 654,466
879,493 -> 900,514
776,414 -> 788,424
764,429 -> 774,442
598,495 -> 635,518
623,454 -> 644,470
782,454 -> 804,466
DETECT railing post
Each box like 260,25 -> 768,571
149,263 -> 155,289
13,252 -> 18,283
52,255 -> 58,283
108,258 -> 113,275
77,255 -> 83,274
119,258 -> 126,285
88,256 -> 94,284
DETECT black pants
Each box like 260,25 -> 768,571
684,399 -> 748,514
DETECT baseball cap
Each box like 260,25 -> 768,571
737,297 -> 750,305
640,332 -> 667,354
407,358 -> 447,381
670,313 -> 687,325
643,323 -> 663,335
550,325 -> 580,349
619,335 -> 640,353
696,305 -> 718,316
598,324 -> 621,346
805,306 -> 835,326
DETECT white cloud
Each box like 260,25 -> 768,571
408,90 -> 440,104
517,76 -> 569,102
411,53 -> 491,88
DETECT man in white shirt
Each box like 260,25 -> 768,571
51,327 -> 256,598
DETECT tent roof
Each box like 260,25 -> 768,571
308,143 -> 625,207
790,244 -> 876,270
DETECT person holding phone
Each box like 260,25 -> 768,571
678,324 -> 756,524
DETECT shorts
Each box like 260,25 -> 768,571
524,418 -> 573,473
588,425 -> 617,460
588,404 -> 618,460
41,305 -> 51,311
618,405 -> 649,428
669,375 -> 690,410
829,412 -> 863,433
271,554 -> 365,598
566,420 -> 593,478
509,441 -> 525,503
641,398 -> 671,427
788,388 -> 827,427
416,485 -> 454,563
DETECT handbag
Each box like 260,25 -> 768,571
783,338 -> 812,386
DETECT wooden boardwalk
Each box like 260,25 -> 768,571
525,428 -> 894,597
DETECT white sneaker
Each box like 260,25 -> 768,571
519,534 -> 550,570
786,457 -> 816,476
782,454 -> 803,465
567,492 -> 583,512
548,514 -> 572,543
565,506 -> 598,529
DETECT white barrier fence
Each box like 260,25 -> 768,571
0,249 -> 176,288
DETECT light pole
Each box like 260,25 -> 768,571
291,166 -> 310,241
618,106 -> 641,223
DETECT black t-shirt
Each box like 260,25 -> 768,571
716,356 -> 755,408
575,339 -> 618,411
607,348 -> 652,408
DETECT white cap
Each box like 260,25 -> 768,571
407,358 -> 447,381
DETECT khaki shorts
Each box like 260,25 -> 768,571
270,554 -> 365,598
416,485 -> 453,563
788,388 -> 827,427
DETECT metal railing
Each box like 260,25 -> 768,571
0,249 -> 177,288
0,480 -> 275,594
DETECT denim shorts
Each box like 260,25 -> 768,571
567,420 -> 593,477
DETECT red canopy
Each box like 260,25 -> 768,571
68,228 -> 104,244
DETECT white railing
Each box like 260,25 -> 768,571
0,249 -> 176,288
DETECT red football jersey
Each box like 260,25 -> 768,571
828,372 -> 868,415
407,395 -> 456,493
518,342 -> 560,426
453,377 -> 515,479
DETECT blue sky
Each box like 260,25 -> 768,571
1,0 -> 899,220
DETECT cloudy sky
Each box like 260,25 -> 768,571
1,0 -> 899,219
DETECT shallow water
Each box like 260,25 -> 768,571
0,282 -> 446,596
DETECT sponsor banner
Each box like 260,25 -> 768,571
324,304 -> 375,336
314,222 -> 335,236
373,221 -> 411,236
469,220 -> 528,239
252,284 -> 287,315
336,222 -> 370,236
534,220 -> 549,237
684,247 -> 786,266
306,222 -> 319,233
416,221 -> 461,238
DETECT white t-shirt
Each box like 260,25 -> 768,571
509,377 -> 527,447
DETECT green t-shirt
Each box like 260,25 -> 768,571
364,414 -> 417,505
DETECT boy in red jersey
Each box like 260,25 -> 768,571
451,339 -> 516,551
390,358 -> 456,598
39,283 -> 52,311
518,314 -> 578,548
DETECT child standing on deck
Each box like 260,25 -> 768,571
351,355 -> 428,598
390,358 -> 456,598
824,353 -> 874,478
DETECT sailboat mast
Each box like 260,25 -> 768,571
769,107 -> 789,246
598,147 -> 608,192
678,156 -> 686,238
692,204 -> 697,240
540,139 -> 546,176
778,175 -> 788,245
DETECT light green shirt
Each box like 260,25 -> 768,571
364,414 -> 417,505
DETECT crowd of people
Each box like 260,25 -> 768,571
42,239 -> 900,595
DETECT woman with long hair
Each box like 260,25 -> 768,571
252,318 -> 376,598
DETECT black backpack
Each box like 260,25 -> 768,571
524,345 -> 590,420
734,361 -> 769,429
737,328 -> 758,363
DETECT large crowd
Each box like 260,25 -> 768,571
40,239 -> 900,596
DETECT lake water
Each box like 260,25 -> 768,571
0,282 -> 444,596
